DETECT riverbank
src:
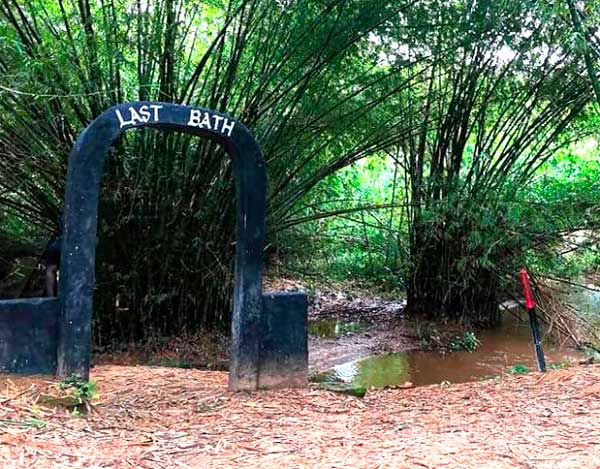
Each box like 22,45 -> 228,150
1,364 -> 599,468
94,282 -> 587,383
307,288 -> 416,371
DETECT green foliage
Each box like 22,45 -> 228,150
279,0 -> 599,328
26,417 -> 47,429
396,0 -> 593,322
414,322 -> 435,343
449,331 -> 481,352
583,346 -> 600,364
0,0 -> 598,342
58,374 -> 98,406
509,364 -> 530,374
521,146 -> 600,278
0,417 -> 47,429
548,362 -> 571,370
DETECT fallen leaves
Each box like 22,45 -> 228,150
0,364 -> 598,468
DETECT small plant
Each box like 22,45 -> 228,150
449,331 -> 481,352
58,374 -> 98,411
414,320 -> 444,348
0,417 -> 46,429
509,364 -> 530,374
25,417 -> 46,429
415,321 -> 434,343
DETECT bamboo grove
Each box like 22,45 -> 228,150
0,0 -> 598,345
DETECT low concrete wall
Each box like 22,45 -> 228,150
0,298 -> 60,374
0,292 -> 309,387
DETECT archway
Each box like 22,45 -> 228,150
54,102 -> 300,391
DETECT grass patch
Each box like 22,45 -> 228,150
509,364 -> 530,375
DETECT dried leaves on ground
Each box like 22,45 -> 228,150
0,365 -> 599,468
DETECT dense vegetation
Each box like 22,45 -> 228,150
0,0 -> 598,346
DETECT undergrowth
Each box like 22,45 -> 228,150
58,374 -> 98,412
449,332 -> 482,352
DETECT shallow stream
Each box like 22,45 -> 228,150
314,310 -> 583,389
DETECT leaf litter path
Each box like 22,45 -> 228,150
1,365 -> 599,469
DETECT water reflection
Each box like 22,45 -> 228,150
308,319 -> 363,338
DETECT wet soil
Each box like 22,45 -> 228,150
308,289 -> 586,389
92,281 -> 591,391
307,291 -> 418,372
93,285 -> 419,373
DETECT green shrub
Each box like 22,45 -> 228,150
58,374 -> 98,407
449,331 -> 481,352
509,364 -> 530,374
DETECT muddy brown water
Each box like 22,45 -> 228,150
315,310 -> 584,389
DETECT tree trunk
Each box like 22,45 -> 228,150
406,227 -> 501,327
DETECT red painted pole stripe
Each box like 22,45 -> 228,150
519,268 -> 536,310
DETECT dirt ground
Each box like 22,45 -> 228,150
308,292 -> 417,371
1,364 -> 599,469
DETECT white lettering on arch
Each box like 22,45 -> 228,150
115,105 -> 163,128
187,109 -> 236,137
115,105 -> 236,137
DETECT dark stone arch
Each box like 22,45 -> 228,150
56,102 -> 266,391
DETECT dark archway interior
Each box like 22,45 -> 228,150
94,127 -> 237,347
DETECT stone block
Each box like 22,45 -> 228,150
259,292 -> 308,389
0,298 -> 60,374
